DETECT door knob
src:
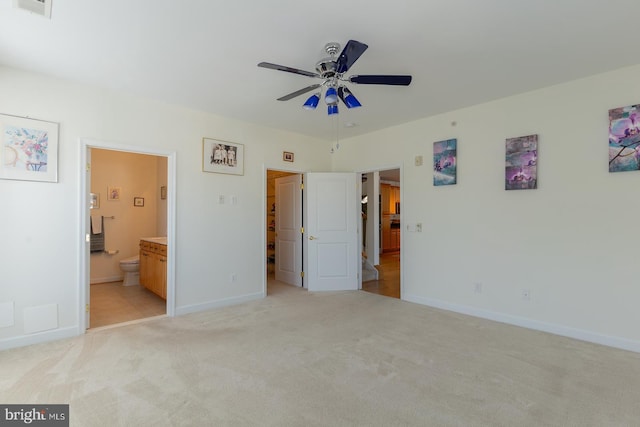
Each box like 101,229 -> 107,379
309,235 -> 318,240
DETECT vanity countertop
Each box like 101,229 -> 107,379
140,237 -> 167,245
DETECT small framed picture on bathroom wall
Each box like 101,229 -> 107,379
134,197 -> 144,207
107,186 -> 121,200
90,193 -> 100,209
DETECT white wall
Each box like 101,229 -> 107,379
333,64 -> 640,352
0,66 -> 330,348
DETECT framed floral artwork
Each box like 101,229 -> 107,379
107,186 -> 121,200
0,113 -> 59,182
505,134 -> 538,190
609,104 -> 640,172
433,138 -> 457,186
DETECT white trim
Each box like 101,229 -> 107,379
0,327 -> 77,351
78,138 -> 177,335
87,315 -> 167,332
404,293 -> 640,354
90,275 -> 124,284
175,292 -> 263,316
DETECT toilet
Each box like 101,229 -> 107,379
119,255 -> 140,286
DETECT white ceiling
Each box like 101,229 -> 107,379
1,0 -> 639,142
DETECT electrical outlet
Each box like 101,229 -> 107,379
230,273 -> 237,283
522,289 -> 531,301
416,223 -> 422,232
415,155 -> 423,166
218,195 -> 225,204
474,282 -> 482,293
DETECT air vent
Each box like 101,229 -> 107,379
13,0 -> 52,19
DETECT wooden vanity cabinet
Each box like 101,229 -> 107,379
139,240 -> 167,299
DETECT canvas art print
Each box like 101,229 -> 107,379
608,104 -> 640,172
433,138 -> 457,186
505,134 -> 537,190
0,114 -> 59,182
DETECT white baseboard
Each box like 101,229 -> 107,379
175,292 -> 264,316
90,275 -> 123,284
0,326 -> 78,351
404,293 -> 640,354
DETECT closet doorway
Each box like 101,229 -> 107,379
266,169 -> 303,293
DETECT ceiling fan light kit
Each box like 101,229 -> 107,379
338,87 -> 361,109
302,93 -> 321,110
258,40 -> 412,116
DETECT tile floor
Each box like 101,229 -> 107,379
89,281 -> 166,328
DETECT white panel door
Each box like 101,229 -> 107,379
275,174 -> 302,286
304,172 -> 358,291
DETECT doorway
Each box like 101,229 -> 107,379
266,169 -> 302,293
79,139 -> 177,332
88,148 -> 167,328
361,168 -> 401,299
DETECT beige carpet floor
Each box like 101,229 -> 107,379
2,281 -> 640,426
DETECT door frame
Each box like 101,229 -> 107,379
357,164 -> 404,299
78,138 -> 177,333
263,164 -> 305,296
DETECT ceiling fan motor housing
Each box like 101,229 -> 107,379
316,42 -> 341,79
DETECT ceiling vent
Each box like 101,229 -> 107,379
13,0 -> 52,19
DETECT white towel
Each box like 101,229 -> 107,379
91,215 -> 102,234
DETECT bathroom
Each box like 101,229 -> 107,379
89,148 -> 168,328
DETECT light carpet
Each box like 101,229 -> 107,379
1,282 -> 640,426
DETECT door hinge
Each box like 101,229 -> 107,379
300,183 -> 304,190
300,271 -> 304,278
86,163 -> 90,172
300,227 -> 304,234
85,304 -> 89,313
85,233 -> 90,242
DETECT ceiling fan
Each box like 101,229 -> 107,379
258,40 -> 412,115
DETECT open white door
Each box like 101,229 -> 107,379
275,174 -> 302,286
304,172 -> 358,291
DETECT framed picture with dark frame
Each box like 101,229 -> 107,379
202,138 -> 244,175
134,197 -> 144,207
283,151 -> 294,162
